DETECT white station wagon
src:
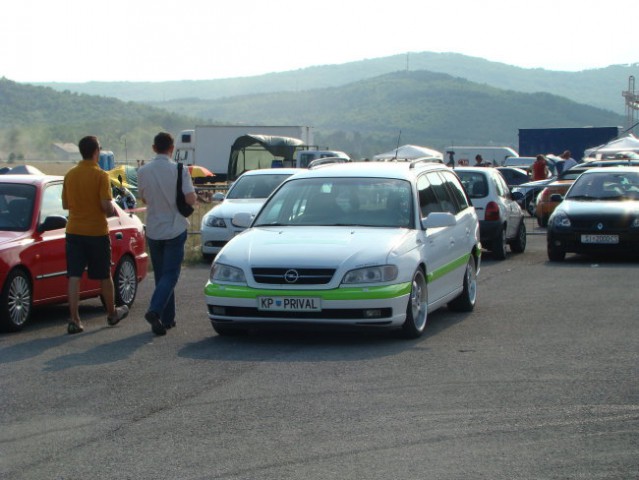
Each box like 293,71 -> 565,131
205,161 -> 481,338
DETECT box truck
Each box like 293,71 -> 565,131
174,125 -> 314,182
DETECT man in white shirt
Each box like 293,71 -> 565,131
137,132 -> 197,335
560,150 -> 577,172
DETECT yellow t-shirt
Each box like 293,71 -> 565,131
62,160 -> 112,236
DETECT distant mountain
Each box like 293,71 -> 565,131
0,78 -> 199,160
1,67 -> 627,161
34,52 -> 639,114
149,70 -> 625,159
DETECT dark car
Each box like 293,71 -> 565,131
547,167 -> 639,261
0,174 -> 148,331
496,166 -> 530,188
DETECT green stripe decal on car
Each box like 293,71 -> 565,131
205,283 -> 411,300
205,253 -> 473,299
426,253 -> 471,284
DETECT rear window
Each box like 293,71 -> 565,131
456,172 -> 488,199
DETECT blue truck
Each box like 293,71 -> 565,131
518,127 -> 620,162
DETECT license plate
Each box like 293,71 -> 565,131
581,234 -> 619,244
258,296 -> 322,312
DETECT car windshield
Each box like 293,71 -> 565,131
226,173 -> 293,199
253,177 -> 414,228
0,183 -> 36,231
566,171 -> 639,201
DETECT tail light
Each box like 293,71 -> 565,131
485,201 -> 500,221
539,189 -> 551,202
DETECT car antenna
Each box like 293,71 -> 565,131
394,130 -> 402,160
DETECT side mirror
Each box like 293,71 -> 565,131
550,193 -> 563,202
38,215 -> 67,232
212,192 -> 225,202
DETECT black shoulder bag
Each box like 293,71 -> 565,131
176,163 -> 194,217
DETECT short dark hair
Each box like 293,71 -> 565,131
78,136 -> 100,160
153,132 -> 174,154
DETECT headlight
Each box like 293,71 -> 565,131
204,216 -> 226,228
211,263 -> 246,283
342,265 -> 398,284
550,212 -> 571,228
632,218 -> 639,228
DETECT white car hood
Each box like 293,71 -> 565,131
208,199 -> 266,219
217,226 -> 416,268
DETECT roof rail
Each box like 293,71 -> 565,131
409,157 -> 443,169
308,157 -> 351,169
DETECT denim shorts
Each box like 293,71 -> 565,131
66,234 -> 112,279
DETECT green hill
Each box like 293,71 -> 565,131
35,52 -> 639,114
0,78 -> 199,161
1,67 -> 626,161
151,70 -> 625,159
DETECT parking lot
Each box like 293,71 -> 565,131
0,234 -> 637,479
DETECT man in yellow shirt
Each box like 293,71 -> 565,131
61,136 -> 129,334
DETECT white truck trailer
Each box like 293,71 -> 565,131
174,125 -> 314,181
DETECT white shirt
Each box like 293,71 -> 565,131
138,155 -> 195,240
562,158 -> 577,171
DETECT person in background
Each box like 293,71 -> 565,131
532,154 -> 550,181
137,132 -> 196,336
62,135 -> 129,334
474,154 -> 486,167
561,150 -> 577,171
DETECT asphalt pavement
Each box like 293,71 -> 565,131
0,234 -> 637,480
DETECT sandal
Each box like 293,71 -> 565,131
67,322 -> 84,335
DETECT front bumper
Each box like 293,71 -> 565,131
205,282 -> 411,328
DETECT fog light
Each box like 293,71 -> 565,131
363,309 -> 382,318
212,306 -> 226,315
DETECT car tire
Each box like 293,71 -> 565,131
0,269 -> 32,332
448,256 -> 477,312
492,227 -> 507,260
537,215 -> 548,228
547,242 -> 566,262
212,322 -> 247,336
510,221 -> 527,253
526,197 -> 536,217
401,269 -> 428,339
114,255 -> 138,307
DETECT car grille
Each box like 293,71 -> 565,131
571,218 -> 630,230
252,268 -> 335,285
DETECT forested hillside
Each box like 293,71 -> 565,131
0,78 -> 199,161
1,68 -> 626,161
36,52 -> 639,114
153,71 -> 625,159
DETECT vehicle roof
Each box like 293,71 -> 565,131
290,160 -> 449,180
577,166 -> 639,174
238,168 -> 304,177
453,166 -> 501,176
0,174 -> 62,185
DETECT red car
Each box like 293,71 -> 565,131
0,174 -> 148,332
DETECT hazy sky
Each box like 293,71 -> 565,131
2,0 -> 637,83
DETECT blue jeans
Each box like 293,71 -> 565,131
147,230 -> 187,326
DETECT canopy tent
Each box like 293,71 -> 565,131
228,134 -> 306,181
107,165 -> 138,195
373,144 -> 444,161
584,134 -> 639,160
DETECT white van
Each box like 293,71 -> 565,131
445,146 -> 518,167
295,150 -> 350,168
